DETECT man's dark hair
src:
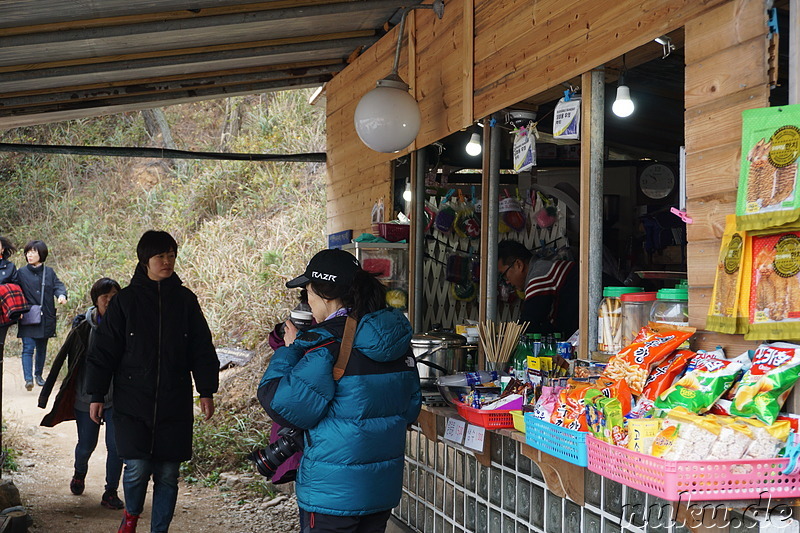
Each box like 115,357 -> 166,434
136,230 -> 178,265
0,236 -> 16,260
90,277 -> 122,306
23,240 -> 48,262
498,239 -> 532,265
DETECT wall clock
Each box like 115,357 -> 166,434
638,163 -> 676,200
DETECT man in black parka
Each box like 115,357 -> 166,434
86,230 -> 219,533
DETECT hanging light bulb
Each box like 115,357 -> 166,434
612,55 -> 634,118
403,179 -> 412,202
612,82 -> 635,117
465,132 -> 482,156
354,1 -> 444,153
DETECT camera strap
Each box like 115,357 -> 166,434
332,316 -> 357,381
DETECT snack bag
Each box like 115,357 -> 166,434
746,229 -> 800,340
594,378 -> 633,416
640,349 -> 695,402
654,357 -> 743,414
499,195 -> 526,232
736,105 -> 800,231
532,385 -> 562,421
737,418 -> 791,459
652,408 -> 721,460
707,214 -> 748,334
550,382 -> 597,430
585,395 -> 626,445
729,342 -> 800,424
601,328 -> 695,395
706,417 -> 753,460
627,418 -> 662,454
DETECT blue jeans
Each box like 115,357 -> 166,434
21,337 -> 48,382
74,408 -> 123,492
122,458 -> 180,533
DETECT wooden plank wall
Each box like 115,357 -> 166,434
325,0 -> 730,237
684,0 -> 770,354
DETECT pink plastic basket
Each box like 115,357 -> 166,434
456,402 -> 514,429
587,435 -> 800,501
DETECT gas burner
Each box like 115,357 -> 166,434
421,390 -> 447,407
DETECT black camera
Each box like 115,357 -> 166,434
248,426 -> 304,479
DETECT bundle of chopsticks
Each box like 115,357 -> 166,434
477,320 -> 530,367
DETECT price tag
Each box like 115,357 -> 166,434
443,418 -> 466,444
464,424 -> 486,452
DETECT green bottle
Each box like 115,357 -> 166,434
512,335 -> 529,383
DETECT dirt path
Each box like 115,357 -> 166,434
1,354 -> 299,532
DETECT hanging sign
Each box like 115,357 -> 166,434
553,97 -> 581,140
443,418 -> 466,444
513,128 -> 536,172
464,424 -> 486,452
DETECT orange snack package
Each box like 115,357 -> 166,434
594,378 -> 634,416
550,382 -> 598,431
640,350 -> 695,402
601,329 -> 695,395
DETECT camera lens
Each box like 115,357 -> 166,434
249,428 -> 303,478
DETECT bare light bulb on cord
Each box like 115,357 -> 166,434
403,180 -> 412,202
465,133 -> 482,156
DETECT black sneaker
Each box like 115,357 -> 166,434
70,476 -> 85,495
101,490 -> 124,510
35,376 -> 45,387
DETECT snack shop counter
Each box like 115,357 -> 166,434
392,405 -> 800,533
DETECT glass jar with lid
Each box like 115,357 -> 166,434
598,286 -> 643,353
650,282 -> 689,327
621,292 -> 657,346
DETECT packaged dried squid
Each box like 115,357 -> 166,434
736,105 -> 800,231
746,228 -> 800,339
706,215 -> 748,334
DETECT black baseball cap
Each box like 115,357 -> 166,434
286,249 -> 361,288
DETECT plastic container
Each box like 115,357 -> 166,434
620,292 -> 657,346
525,414 -> 588,466
597,287 -> 642,353
586,436 -> 800,501
649,282 -> 689,327
511,410 -> 526,433
456,402 -> 515,429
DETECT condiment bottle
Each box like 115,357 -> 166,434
620,292 -> 657,347
597,287 -> 642,353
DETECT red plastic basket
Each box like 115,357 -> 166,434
456,402 -> 515,429
587,435 -> 800,501
375,223 -> 410,242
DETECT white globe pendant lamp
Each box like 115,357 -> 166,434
354,0 -> 444,153
354,74 -> 421,153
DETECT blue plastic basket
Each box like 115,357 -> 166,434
524,413 -> 588,467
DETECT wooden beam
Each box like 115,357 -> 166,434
0,63 -> 345,110
0,0 -> 401,47
0,0 -> 349,36
462,0 -> 474,129
0,74 -> 331,118
0,31 -> 378,75
0,59 -> 342,99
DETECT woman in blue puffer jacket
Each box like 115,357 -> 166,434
258,249 -> 420,533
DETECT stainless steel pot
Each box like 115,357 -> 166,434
411,330 -> 468,388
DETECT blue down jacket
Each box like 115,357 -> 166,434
258,308 -> 420,516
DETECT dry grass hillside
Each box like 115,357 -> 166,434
0,89 -> 328,483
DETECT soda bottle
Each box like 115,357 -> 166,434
540,334 -> 556,357
512,335 -> 529,383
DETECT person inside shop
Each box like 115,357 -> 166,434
497,239 -> 579,338
85,230 -> 219,533
38,277 -> 125,510
257,248 -> 420,533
